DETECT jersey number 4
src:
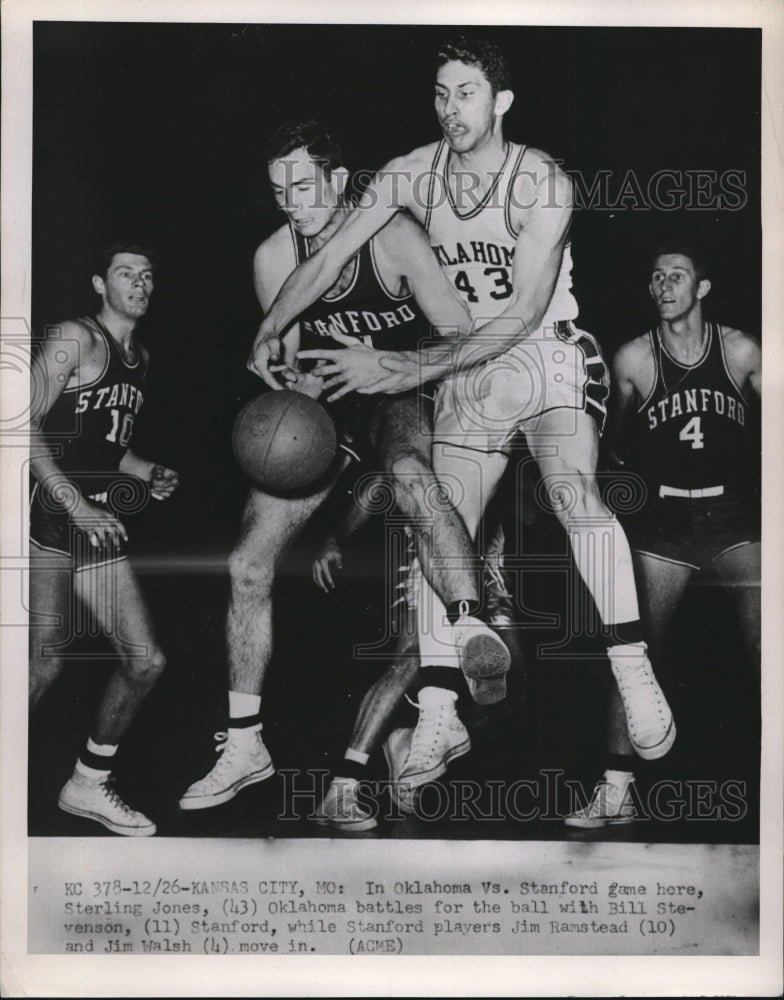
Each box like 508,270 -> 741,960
454,267 -> 513,303
679,415 -> 704,450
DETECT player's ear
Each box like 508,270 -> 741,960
494,89 -> 514,118
331,166 -> 350,199
696,278 -> 711,300
92,275 -> 106,296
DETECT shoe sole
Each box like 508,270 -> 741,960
312,813 -> 378,832
460,632 -> 511,705
58,798 -> 156,837
178,763 -> 275,810
630,717 -> 676,761
564,814 -> 636,830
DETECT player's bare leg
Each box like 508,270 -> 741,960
313,630 -> 419,832
180,469 -> 344,810
524,407 -> 675,761
372,394 -> 480,608
567,552 -> 692,828
41,556 -> 167,836
29,547 -> 73,708
391,443 -> 508,796
714,542 -> 761,673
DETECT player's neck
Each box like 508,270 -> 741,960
448,129 -> 508,175
660,312 -> 706,360
307,205 -> 350,252
96,307 -> 137,349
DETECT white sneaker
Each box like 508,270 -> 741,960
396,695 -> 470,795
58,771 -> 156,837
610,653 -> 676,760
313,777 -> 377,832
564,771 -> 638,829
453,614 -> 511,705
383,727 -> 416,814
179,731 -> 274,810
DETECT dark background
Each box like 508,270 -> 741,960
29,23 -> 761,839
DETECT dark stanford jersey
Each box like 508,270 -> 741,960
41,316 -> 147,493
292,226 -> 428,356
627,323 -> 752,494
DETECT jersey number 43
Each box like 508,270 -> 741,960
454,267 -> 513,303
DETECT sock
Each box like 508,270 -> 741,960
445,599 -> 481,625
76,737 -> 117,779
228,690 -> 262,737
605,763 -> 635,786
333,756 -> 369,783
607,640 -> 647,664
603,621 -> 645,648
418,684 -> 458,708
418,666 -> 464,696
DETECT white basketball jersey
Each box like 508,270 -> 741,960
423,140 -> 578,327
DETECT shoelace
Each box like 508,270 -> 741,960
404,698 -> 446,765
214,731 -> 229,752
99,778 -> 134,815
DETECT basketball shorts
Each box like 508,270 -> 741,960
331,384 -> 438,466
625,489 -> 760,571
432,321 -> 609,454
29,474 -> 142,571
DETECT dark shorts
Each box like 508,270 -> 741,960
331,385 -> 437,466
625,489 -> 760,571
29,477 -> 134,572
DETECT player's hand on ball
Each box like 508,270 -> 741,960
313,536 -> 343,592
248,322 -> 284,390
298,329 -> 395,401
270,365 -> 324,400
72,497 -> 128,549
150,464 -> 180,500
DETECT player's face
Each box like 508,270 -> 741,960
268,147 -> 341,238
93,253 -> 154,320
434,60 -> 502,152
649,254 -> 709,322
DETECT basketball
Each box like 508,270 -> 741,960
232,390 -> 338,492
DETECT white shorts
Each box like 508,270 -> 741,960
433,321 -> 609,454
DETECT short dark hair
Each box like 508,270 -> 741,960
651,241 -> 710,281
94,242 -> 155,280
435,36 -> 511,95
265,119 -> 346,180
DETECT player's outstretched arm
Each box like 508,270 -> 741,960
30,323 -> 128,547
299,214 -> 473,398
248,159 -> 412,384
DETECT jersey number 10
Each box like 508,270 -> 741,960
105,408 -> 134,448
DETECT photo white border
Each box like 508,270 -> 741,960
2,0 -> 782,995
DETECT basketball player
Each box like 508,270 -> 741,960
565,243 -> 761,827
251,37 -> 676,803
29,244 -> 179,836
178,120 -> 509,814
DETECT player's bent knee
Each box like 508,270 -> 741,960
389,452 -> 435,512
548,473 -> 608,523
126,646 -> 167,687
228,545 -> 274,596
